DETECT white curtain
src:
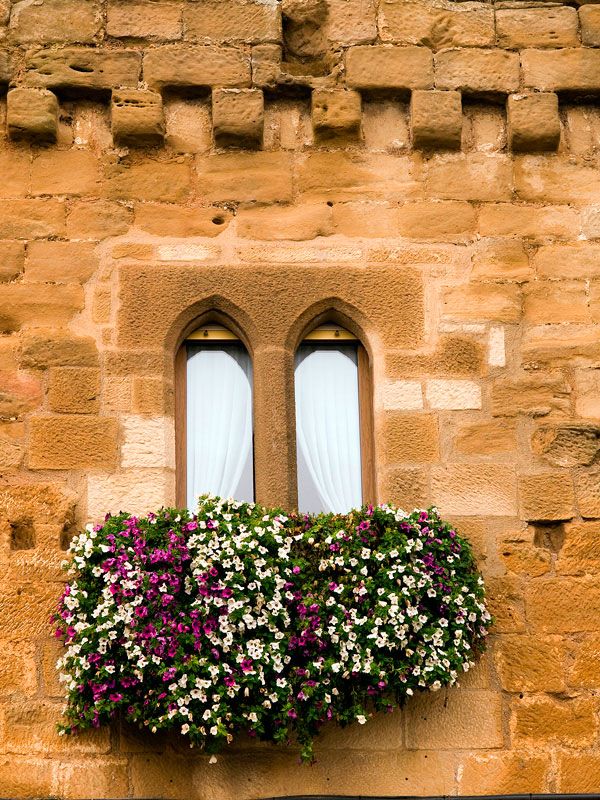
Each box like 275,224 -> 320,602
186,345 -> 254,510
295,344 -> 362,514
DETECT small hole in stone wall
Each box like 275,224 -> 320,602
212,216 -> 225,225
10,518 -> 35,550
69,64 -> 94,74
326,200 -> 334,207
533,522 -> 565,554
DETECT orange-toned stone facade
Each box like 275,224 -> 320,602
1,0 -> 600,796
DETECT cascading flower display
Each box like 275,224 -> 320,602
55,497 -> 492,761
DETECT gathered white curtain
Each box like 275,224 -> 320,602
186,345 -> 254,510
295,344 -> 362,515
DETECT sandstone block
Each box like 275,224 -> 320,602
25,241 -> 98,284
92,285 -> 111,324
512,696 -> 598,747
57,758 -> 130,800
3,699 -> 110,754
410,89 -> 462,150
87,469 -> 174,520
472,239 -> 531,281
67,200 -> 133,239
532,424 -> 600,468
379,1 -> 494,48
24,48 -> 141,93
299,152 -> 419,201
381,466 -> 429,508
431,464 -> 517,516
397,200 -> 475,239
381,380 -> 423,411
487,576 -> 526,633
19,330 -> 98,370
425,379 -> 481,410
384,412 -> 439,463
580,5 -> 600,46
135,204 -> 232,237
575,468 -> 600,519
0,199 -> 65,239
132,377 -> 170,415
0,372 -> 42,418
406,689 -> 503,750
345,45 -> 433,91
212,88 -> 264,147
557,520 -> 600,575
0,241 -> 25,283
559,753 -> 600,794
519,472 -> 575,522
327,0 -> 377,45
144,45 -> 250,90
0,283 -> 83,332
459,752 -> 549,796
488,326 -> 506,368
496,7 -> 578,49
454,420 -> 516,456
524,281 -> 589,325
10,0 -> 101,43
196,152 -> 293,203
424,153 -> 512,202
534,242 -> 600,279
7,88 -> 58,143
107,1 -> 182,40
0,757 -> 56,798
0,639 -> 37,695
435,49 -> 519,95
521,324 -> 600,369
48,368 -> 100,414
527,577 -> 600,633
515,156 -> 600,204
507,93 -> 560,153
0,482 -> 75,528
184,0 -> 281,43
121,415 -> 175,469
29,416 -> 118,470
112,89 -> 165,147
443,283 -> 520,323
251,43 -> 282,88
333,201 -> 398,238
522,48 -> 600,93
32,150 -> 100,197
312,88 -> 362,141
575,369 -> 600,419
237,204 -> 334,241
492,374 -> 571,417
105,159 -> 191,202
495,636 -> 565,693
569,634 -> 600,690
478,203 -> 579,240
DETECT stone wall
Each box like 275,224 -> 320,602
1,0 -> 600,796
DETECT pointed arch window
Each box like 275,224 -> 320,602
176,324 -> 254,510
294,324 -> 375,515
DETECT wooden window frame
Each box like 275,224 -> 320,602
296,325 -> 377,508
175,325 -> 252,509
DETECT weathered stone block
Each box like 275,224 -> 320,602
18,330 -> 98,370
435,49 -> 519,95
345,45 -> 433,91
531,424 -> 600,468
251,44 -> 282,88
87,469 -> 174,520
7,88 -> 59,143
410,89 -> 462,150
522,49 -> 600,93
559,753 -> 600,793
379,1 -> 494,48
196,152 -> 293,202
312,88 -> 362,141
105,159 -> 191,202
24,48 -> 141,93
112,89 -> 165,147
144,45 -> 250,90
0,198 -> 64,239
48,368 -> 100,414
0,283 -> 83,332
425,379 -> 481,410
459,752 -> 549,796
424,153 -> 512,202
512,696 -> 598,747
575,468 -> 600,519
431,465 -> 518,516
443,283 -> 521,323
519,473 -> 575,522
107,1 -> 182,40
31,150 -> 100,197
237,204 -> 334,241
29,416 -> 118,470
183,0 -> 281,43
121,415 -> 175,469
397,200 -> 475,239
472,239 -> 532,281
212,88 -> 264,147
10,0 -> 101,44
495,636 -> 565,693
496,7 -> 578,49
580,5 -> 600,46
25,241 -> 98,284
0,241 -> 25,283
384,412 -> 439,463
454,420 -> 517,456
507,93 -> 560,153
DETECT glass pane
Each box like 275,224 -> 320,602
295,343 -> 362,514
186,344 -> 254,510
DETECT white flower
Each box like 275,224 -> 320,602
357,715 -> 367,725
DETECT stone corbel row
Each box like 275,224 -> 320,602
5,85 -> 561,153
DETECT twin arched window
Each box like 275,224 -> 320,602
176,321 -> 374,514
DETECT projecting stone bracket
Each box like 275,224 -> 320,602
111,89 -> 165,148
507,93 -> 561,153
